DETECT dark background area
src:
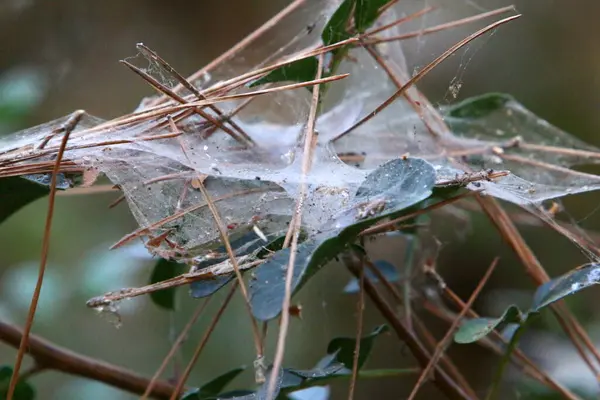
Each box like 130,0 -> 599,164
1,1 -> 599,399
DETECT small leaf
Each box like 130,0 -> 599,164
355,0 -> 394,33
0,366 -> 36,400
199,367 -> 246,398
0,174 -> 70,224
343,260 -> 399,293
322,0 -> 355,46
531,263 -> 600,312
326,325 -> 389,370
250,158 -> 436,321
249,58 -> 318,88
444,92 -> 513,119
149,258 -> 186,310
454,305 -> 522,344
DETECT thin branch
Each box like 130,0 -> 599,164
141,298 -> 212,399
333,14 -> 521,141
120,59 -> 251,146
111,187 -> 276,250
345,264 -> 470,400
360,191 -> 477,237
86,259 -> 262,308
408,258 -> 498,400
146,0 -> 308,107
361,257 -> 478,398
169,282 -> 238,399
364,6 -> 516,45
136,44 -> 253,145
349,251 -> 366,400
7,110 -> 83,400
0,320 -> 174,399
437,286 -> 581,400
476,195 -> 600,376
177,139 -> 263,371
266,52 -> 324,400
411,315 -> 479,399
364,6 -> 435,37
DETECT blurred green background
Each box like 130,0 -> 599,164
1,0 -> 599,399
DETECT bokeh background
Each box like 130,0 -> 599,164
1,0 -> 599,399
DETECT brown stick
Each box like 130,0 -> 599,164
0,320 -> 174,399
345,264 -> 470,400
408,258 -> 498,400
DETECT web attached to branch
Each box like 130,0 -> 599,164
1,0 -> 599,262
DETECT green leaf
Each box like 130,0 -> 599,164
0,174 -> 70,224
149,258 -> 186,310
327,325 -> 388,370
182,367 -> 246,399
531,263 -> 600,312
444,92 -> 513,119
0,366 -> 36,400
322,0 -> 355,46
355,0 -> 394,33
249,58 -> 318,88
454,305 -> 522,344
249,157 -> 436,321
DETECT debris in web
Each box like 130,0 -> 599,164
1,0 -> 599,265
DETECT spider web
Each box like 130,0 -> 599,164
1,0 -> 599,262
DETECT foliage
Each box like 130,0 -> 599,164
0,366 -> 35,400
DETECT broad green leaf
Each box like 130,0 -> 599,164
454,305 -> 522,344
531,263 -> 600,312
149,258 -> 186,310
0,174 -> 70,224
0,366 -> 36,400
343,260 -> 399,293
249,58 -> 318,88
322,0 -> 355,46
250,158 -> 436,321
444,92 -> 513,119
182,367 -> 246,399
326,324 -> 388,369
355,0 -> 394,33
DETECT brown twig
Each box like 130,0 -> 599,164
7,110 -> 84,400
169,282 -> 238,400
86,259 -> 262,308
437,287 -> 581,400
349,251 -> 366,400
146,0 -> 308,107
136,44 -> 254,145
177,137 -> 264,376
141,298 -> 212,399
345,264 -> 470,400
364,6 -> 516,45
266,52 -> 324,400
408,258 -> 498,399
333,14 -> 520,141
476,195 -> 600,377
0,320 -> 174,399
